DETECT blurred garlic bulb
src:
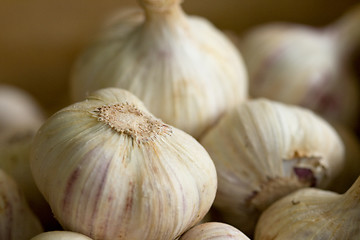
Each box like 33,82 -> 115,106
0,169 -> 43,239
200,98 -> 345,236
239,12 -> 360,127
31,231 -> 93,240
255,176 -> 360,239
70,0 -> 248,138
30,87 -> 217,240
179,222 -> 250,240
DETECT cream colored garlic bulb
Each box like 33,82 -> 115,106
0,168 -> 43,239
255,175 -> 360,239
179,222 -> 250,240
30,87 -> 217,240
70,0 -> 248,138
200,98 -> 345,236
239,18 -> 360,127
31,231 -> 93,240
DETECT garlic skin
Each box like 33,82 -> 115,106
31,231 -> 93,240
255,176 -> 360,239
30,87 -> 217,240
0,169 -> 43,240
70,0 -> 248,138
200,99 -> 345,236
179,222 -> 250,240
239,22 -> 360,127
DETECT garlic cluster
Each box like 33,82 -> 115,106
30,87 -> 217,240
179,222 -> 250,240
255,176 -> 360,239
239,10 -> 360,127
0,169 -> 43,240
70,0 -> 248,138
200,98 -> 345,236
31,231 -> 93,240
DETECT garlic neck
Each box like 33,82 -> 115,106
139,0 -> 184,22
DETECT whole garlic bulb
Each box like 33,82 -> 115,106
200,98 -> 345,236
179,222 -> 250,240
255,176 -> 360,239
239,17 -> 360,127
31,231 -> 93,240
70,0 -> 248,138
0,168 -> 43,239
30,87 -> 217,240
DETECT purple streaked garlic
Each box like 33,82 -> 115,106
30,87 -> 217,240
199,98 -> 345,236
179,222 -> 250,240
254,176 -> 360,239
69,0 -> 248,139
0,168 -> 43,240
239,4 -> 360,128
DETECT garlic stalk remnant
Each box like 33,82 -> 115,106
239,13 -> 360,127
31,231 -> 93,240
0,169 -> 43,240
255,176 -> 360,239
30,87 -> 218,240
179,222 -> 250,240
70,0 -> 248,138
200,99 -> 345,236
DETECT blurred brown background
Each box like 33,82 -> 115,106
0,0 -> 359,113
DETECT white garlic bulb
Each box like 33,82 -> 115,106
179,222 -> 250,240
30,87 -> 217,240
31,231 -> 93,240
70,0 -> 248,138
255,176 -> 360,239
200,98 -> 345,236
239,18 -> 360,127
0,168 -> 43,239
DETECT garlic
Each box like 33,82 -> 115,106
31,231 -> 93,240
239,15 -> 360,127
30,87 -> 217,240
179,222 -> 250,240
199,98 -> 345,236
254,176 -> 360,239
70,0 -> 248,138
0,168 -> 43,239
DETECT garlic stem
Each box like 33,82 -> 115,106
139,0 -> 183,18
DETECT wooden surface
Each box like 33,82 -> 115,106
0,0 -> 358,113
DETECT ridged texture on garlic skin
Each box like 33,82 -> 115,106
255,176 -> 360,239
70,0 -> 248,139
199,99 -> 345,236
30,88 -> 217,240
31,231 -> 93,240
0,169 -> 43,240
179,222 -> 250,240
239,23 -> 360,127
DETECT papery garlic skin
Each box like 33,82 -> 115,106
240,23 -> 360,127
0,169 -> 43,240
179,222 -> 250,240
30,87 -> 217,240
31,231 -> 93,240
200,99 -> 345,236
255,176 -> 360,239
70,0 -> 248,138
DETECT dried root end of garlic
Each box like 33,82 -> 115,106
30,87 -> 217,240
254,176 -> 360,239
200,98 -> 345,236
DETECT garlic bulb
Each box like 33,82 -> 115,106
31,231 -> 93,240
0,168 -> 43,239
199,98 -> 345,236
255,176 -> 360,239
239,17 -> 360,127
70,0 -> 248,138
179,222 -> 250,240
30,87 -> 217,240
